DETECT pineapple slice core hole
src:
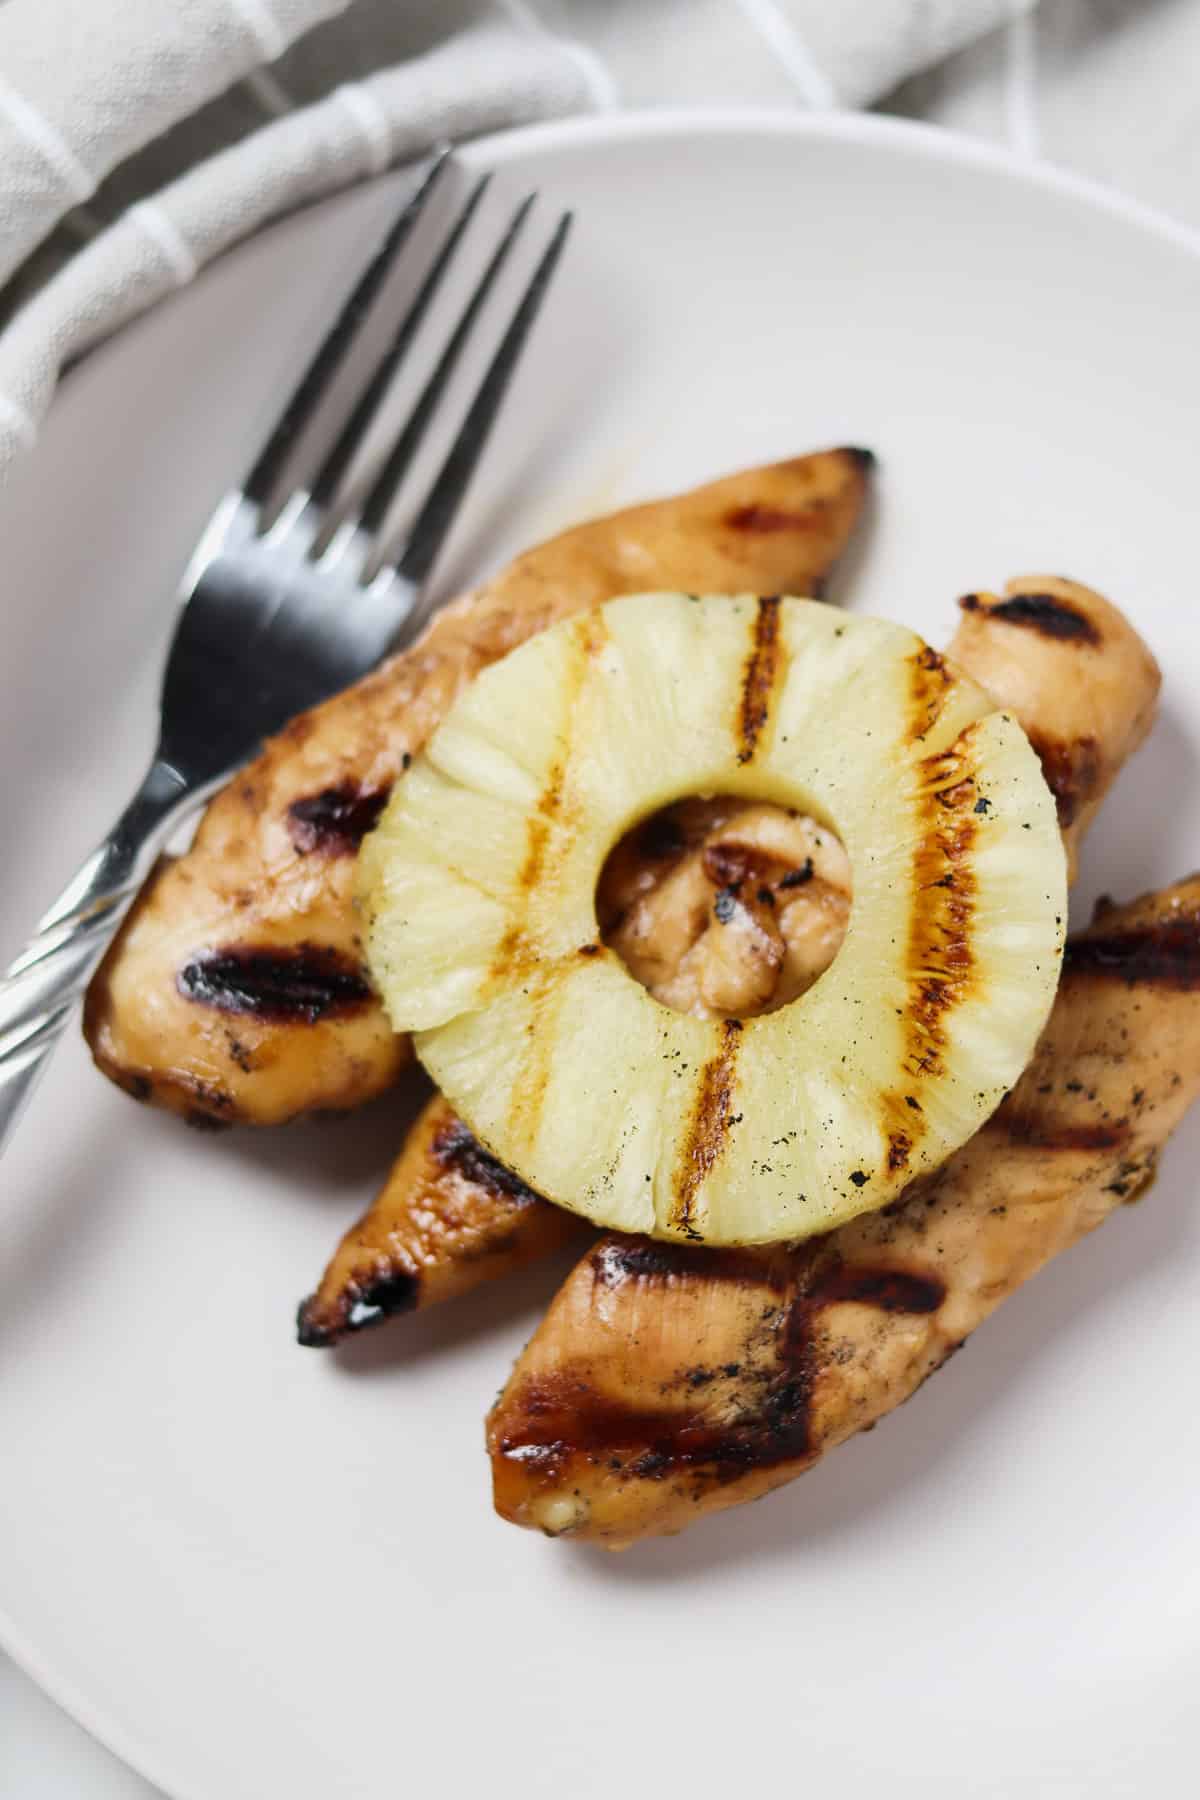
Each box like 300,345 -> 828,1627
595,795 -> 852,1021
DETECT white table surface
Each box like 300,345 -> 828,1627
5,0 -> 1200,1793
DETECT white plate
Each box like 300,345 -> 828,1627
4,112 -> 1200,1800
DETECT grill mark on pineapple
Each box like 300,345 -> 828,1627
493,611 -> 609,1157
488,610 -> 610,987
504,963 -> 571,1163
906,645 -> 955,743
885,1127 -> 914,1172
736,595 -> 784,764
877,1093 -> 921,1178
878,714 -> 981,1174
671,1020 -> 743,1238
904,750 -> 978,1071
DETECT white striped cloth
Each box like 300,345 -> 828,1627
0,0 -> 1036,480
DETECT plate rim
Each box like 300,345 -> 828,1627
5,101 -> 1200,1800
458,104 -> 1200,260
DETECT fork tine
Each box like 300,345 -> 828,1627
357,192 -> 538,538
241,147 -> 451,511
308,173 -> 492,510
389,211 -> 572,591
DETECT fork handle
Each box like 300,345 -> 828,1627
0,758 -> 195,1156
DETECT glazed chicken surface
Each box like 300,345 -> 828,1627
84,449 -> 873,1127
488,876 -> 1200,1546
299,573 -> 1159,1341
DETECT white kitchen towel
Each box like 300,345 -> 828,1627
0,0 -> 1035,477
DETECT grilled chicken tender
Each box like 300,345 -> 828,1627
488,877 -> 1200,1546
84,449 -> 874,1127
296,1095 -> 587,1345
298,574 -> 1158,1340
950,577 -> 1160,882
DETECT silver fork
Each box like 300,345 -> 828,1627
0,152 -> 572,1153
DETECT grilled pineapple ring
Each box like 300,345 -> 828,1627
359,594 -> 1066,1245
